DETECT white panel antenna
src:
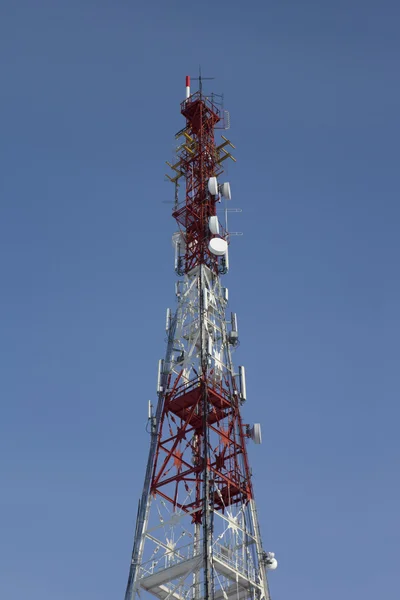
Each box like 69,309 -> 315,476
238,365 -> 247,401
172,231 -> 186,249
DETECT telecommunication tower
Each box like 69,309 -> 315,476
124,75 -> 277,600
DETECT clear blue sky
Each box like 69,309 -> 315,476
1,1 -> 399,598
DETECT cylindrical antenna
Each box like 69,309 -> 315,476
231,312 -> 238,333
186,75 -> 190,99
203,288 -> 208,312
148,400 -> 152,420
165,308 -> 171,333
224,246 -> 230,273
208,335 -> 213,356
174,242 -> 180,272
239,365 -> 247,401
157,359 -> 164,393
229,312 -> 238,345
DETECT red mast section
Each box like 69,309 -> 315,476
151,77 -> 252,523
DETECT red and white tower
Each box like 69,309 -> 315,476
124,76 -> 277,600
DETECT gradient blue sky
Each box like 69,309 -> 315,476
1,1 -> 399,599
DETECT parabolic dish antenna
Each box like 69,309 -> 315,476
208,177 -> 218,196
250,423 -> 262,445
220,182 -> 231,200
209,216 -> 220,235
209,237 -> 227,256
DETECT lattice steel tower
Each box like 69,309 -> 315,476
124,75 -> 277,600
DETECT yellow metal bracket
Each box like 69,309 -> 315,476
165,171 -> 184,183
166,160 -> 183,173
217,147 -> 236,164
175,129 -> 194,144
216,135 -> 236,153
216,136 -> 236,164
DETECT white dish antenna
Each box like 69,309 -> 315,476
208,177 -> 218,196
209,238 -> 227,256
209,216 -> 220,235
265,552 -> 278,570
220,182 -> 231,200
249,423 -> 262,445
266,558 -> 278,570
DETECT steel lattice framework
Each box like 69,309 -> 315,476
124,76 -> 277,600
